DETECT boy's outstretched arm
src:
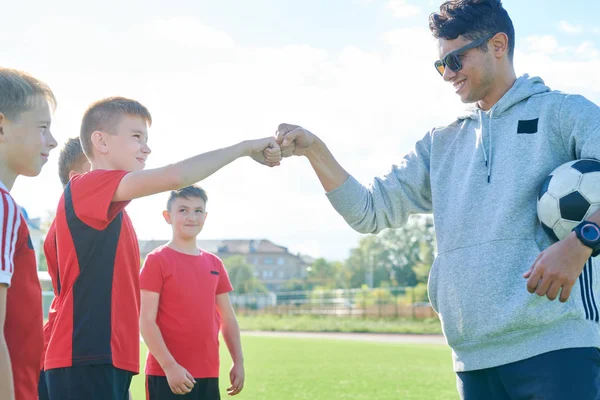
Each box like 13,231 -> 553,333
0,286 -> 15,400
140,290 -> 196,395
216,293 -> 244,396
114,137 -> 281,202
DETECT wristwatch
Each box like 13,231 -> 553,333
572,221 -> 600,257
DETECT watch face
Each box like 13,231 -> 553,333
582,224 -> 600,242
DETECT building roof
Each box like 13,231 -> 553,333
139,238 -> 292,256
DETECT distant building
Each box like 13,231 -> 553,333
139,239 -> 313,291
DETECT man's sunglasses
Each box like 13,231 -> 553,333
434,33 -> 496,76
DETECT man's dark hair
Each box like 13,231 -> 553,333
429,0 -> 515,61
166,185 -> 208,210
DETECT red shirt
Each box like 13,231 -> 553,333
140,246 -> 233,378
41,221 -> 58,370
0,183 -> 43,400
44,170 -> 140,373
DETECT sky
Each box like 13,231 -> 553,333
2,0 -> 600,261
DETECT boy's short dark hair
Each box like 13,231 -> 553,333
80,96 -> 152,160
58,137 -> 88,187
167,185 -> 208,211
0,67 -> 56,120
429,0 -> 515,61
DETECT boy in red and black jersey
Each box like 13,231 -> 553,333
44,97 -> 280,400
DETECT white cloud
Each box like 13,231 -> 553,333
386,0 -> 421,18
5,17 -> 600,261
558,20 -> 584,34
575,41 -> 600,60
516,36 -> 600,103
524,35 -> 567,55
130,17 -> 236,49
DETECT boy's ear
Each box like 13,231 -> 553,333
162,210 -> 172,224
91,131 -> 108,155
68,170 -> 79,180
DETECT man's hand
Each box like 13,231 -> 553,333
524,232 -> 593,302
245,137 -> 282,167
164,362 -> 196,395
276,123 -> 316,157
227,362 -> 245,396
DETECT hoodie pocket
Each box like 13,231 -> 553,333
428,239 -> 580,347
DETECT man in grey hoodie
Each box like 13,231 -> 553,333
276,0 -> 600,399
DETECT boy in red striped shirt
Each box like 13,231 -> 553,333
0,67 -> 58,400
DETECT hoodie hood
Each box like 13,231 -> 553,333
459,74 -> 551,120
457,74 -> 551,182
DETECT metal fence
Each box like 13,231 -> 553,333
230,287 -> 437,319
40,272 -> 436,320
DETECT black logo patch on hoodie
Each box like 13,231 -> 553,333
517,118 -> 539,134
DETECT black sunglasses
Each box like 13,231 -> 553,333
434,33 -> 496,76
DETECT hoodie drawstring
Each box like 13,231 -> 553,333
487,110 -> 493,183
478,109 -> 493,183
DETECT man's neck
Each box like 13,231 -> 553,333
168,237 -> 200,255
478,70 -> 518,111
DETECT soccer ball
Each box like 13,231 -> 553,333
537,159 -> 600,241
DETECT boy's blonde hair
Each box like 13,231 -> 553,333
58,137 -> 88,187
80,97 -> 152,159
0,67 -> 56,120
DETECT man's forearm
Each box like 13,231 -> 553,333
304,137 -> 350,193
221,319 -> 244,364
0,338 -> 15,400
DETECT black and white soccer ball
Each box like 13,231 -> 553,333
537,159 -> 600,241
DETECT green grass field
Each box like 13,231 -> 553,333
130,336 -> 457,400
236,315 -> 443,334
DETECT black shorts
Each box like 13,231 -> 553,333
38,369 -> 50,400
146,375 -> 220,400
45,364 -> 133,400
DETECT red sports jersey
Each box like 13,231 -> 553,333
44,170 -> 140,373
41,221 -> 58,369
0,183 -> 43,400
140,246 -> 233,378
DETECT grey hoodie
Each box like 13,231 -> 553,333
326,75 -> 600,371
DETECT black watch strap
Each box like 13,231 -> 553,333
573,221 -> 600,257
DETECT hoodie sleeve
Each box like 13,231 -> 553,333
559,94 -> 600,160
325,132 -> 433,234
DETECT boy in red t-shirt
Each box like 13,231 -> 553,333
140,186 -> 244,400
38,137 -> 90,400
45,97 -> 276,400
0,67 -> 58,400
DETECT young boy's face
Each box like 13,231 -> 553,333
103,114 -> 151,172
163,196 -> 207,240
1,96 -> 57,177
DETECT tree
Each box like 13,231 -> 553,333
303,258 -> 351,290
345,235 -> 391,288
378,214 -> 436,287
344,214 -> 437,289
222,255 -> 267,294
